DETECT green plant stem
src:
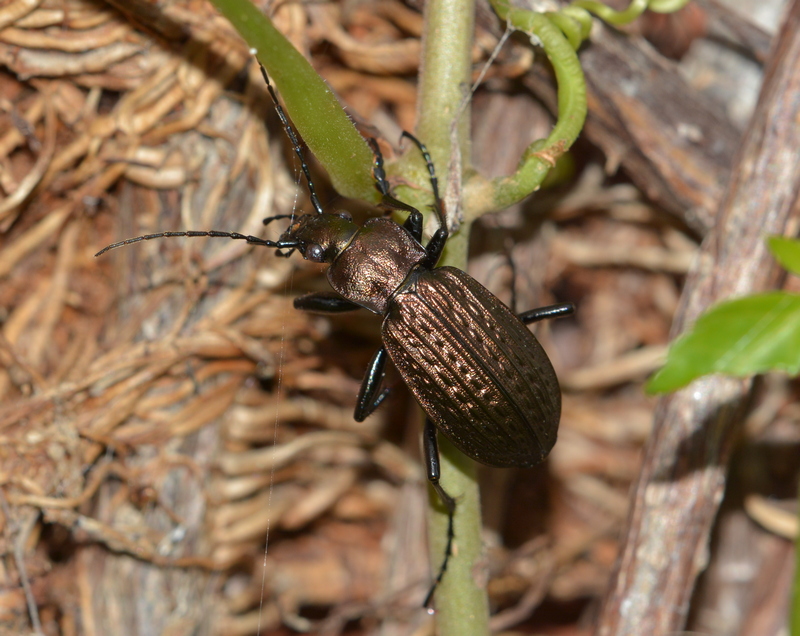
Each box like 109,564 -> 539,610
407,0 -> 490,633
416,0 -> 474,165
392,0 -> 476,268
209,0 -> 378,203
572,0 -> 690,23
648,0 -> 692,11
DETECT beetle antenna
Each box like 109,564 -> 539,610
94,231 -> 295,257
259,65 -> 325,216
95,65 -> 329,259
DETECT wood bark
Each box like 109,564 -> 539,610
522,5 -> 769,235
596,2 -> 800,633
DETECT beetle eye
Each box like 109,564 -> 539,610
334,211 -> 352,222
306,244 -> 325,262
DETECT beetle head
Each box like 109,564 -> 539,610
280,211 -> 358,263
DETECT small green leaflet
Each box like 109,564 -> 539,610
646,236 -> 800,393
767,235 -> 800,276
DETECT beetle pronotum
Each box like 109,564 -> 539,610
97,64 -> 574,607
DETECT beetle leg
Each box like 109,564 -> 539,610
401,211 -> 423,243
353,347 -> 391,422
507,249 -> 576,324
367,134 -> 444,249
422,419 -> 455,607
367,137 -> 415,212
420,228 -> 447,268
401,132 -> 444,226
293,291 -> 361,314
367,137 -> 391,197
400,132 -> 448,267
367,137 -> 427,241
518,302 -> 575,325
422,420 -> 456,513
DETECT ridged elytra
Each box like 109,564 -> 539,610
96,63 -> 574,608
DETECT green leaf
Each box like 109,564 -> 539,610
646,291 -> 800,393
767,235 -> 800,276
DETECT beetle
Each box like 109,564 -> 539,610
97,65 -> 574,605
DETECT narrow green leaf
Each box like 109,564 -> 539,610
767,235 -> 800,277
647,291 -> 800,393
209,0 -> 377,203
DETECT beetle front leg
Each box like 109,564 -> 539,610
422,418 -> 455,607
294,291 -> 361,314
353,347 -> 391,422
402,211 -> 423,243
366,137 -> 428,243
399,132 -> 448,268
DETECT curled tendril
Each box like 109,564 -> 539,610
481,0 -> 690,211
545,0 -> 691,50
544,10 -> 591,50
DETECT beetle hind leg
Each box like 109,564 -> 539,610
422,419 -> 456,608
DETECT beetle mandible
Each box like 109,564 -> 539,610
96,65 -> 574,605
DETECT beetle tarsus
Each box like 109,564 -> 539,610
423,510 -> 454,609
400,132 -> 443,226
397,132 -> 448,266
367,138 -> 391,197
